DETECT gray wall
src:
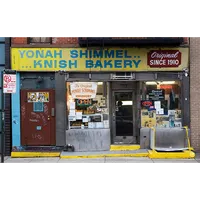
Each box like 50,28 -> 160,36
55,72 -> 66,146
66,129 -> 110,151
20,72 -> 67,147
20,72 -> 55,89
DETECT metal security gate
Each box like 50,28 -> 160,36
0,70 -> 3,154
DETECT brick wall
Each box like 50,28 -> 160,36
190,37 -> 200,151
12,37 -> 27,44
11,37 -> 188,46
11,37 -> 79,47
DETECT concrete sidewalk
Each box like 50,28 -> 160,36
2,157 -> 200,168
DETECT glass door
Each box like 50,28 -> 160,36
112,91 -> 136,144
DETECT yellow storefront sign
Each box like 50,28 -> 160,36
11,47 -> 189,72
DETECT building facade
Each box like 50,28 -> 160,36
10,37 -> 191,153
0,37 -> 12,156
190,37 -> 200,152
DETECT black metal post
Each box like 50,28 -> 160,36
1,70 -> 5,163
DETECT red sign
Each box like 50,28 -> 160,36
3,74 -> 16,93
160,85 -> 172,90
147,50 -> 181,68
141,100 -> 153,108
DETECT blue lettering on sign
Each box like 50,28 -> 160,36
114,60 -> 122,68
104,60 -> 112,68
19,50 -> 63,59
70,50 -> 78,58
124,50 -> 132,58
68,49 -> 135,59
33,60 -> 78,69
34,60 -> 42,68
20,48 -> 142,70
45,50 -> 53,58
84,59 -> 142,69
105,50 -> 114,58
59,60 -> 67,68
116,50 -> 123,58
69,60 -> 77,68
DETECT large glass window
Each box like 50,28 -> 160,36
141,81 -> 182,128
66,82 -> 110,129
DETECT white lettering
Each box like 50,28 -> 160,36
167,59 -> 179,65
151,51 -> 179,60
149,60 -> 166,65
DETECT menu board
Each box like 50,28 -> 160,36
148,89 -> 165,101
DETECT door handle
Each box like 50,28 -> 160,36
48,115 -> 50,120
51,108 -> 55,117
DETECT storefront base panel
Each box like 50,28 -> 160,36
110,145 -> 140,151
66,129 -> 110,151
11,152 -> 60,158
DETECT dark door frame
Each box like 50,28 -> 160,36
111,90 -> 137,144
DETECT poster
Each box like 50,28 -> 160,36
156,115 -> 170,128
70,82 -> 97,99
27,92 -> 49,102
148,89 -> 165,101
141,109 -> 156,128
3,74 -> 16,93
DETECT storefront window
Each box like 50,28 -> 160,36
66,82 -> 110,129
141,81 -> 182,128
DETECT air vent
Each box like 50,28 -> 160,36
111,72 -> 134,80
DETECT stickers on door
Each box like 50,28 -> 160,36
27,92 -> 49,103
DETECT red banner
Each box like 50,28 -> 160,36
147,50 -> 181,68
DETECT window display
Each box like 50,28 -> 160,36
141,81 -> 182,128
66,82 -> 110,129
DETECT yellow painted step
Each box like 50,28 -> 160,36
60,151 -> 148,159
148,150 -> 195,159
11,152 -> 60,158
110,145 -> 140,151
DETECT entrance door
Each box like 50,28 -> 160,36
21,89 -> 55,146
112,91 -> 136,144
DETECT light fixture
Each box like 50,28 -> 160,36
145,81 -> 176,85
122,101 -> 132,105
98,82 -> 103,85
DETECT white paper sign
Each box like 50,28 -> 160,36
156,108 -> 164,115
70,102 -> 75,109
76,112 -> 82,120
82,116 -> 88,123
70,82 -> 97,99
69,109 -> 76,116
154,101 -> 161,110
3,74 -> 16,93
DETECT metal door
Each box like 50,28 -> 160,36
21,89 -> 55,146
112,91 -> 136,144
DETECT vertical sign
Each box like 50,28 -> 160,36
3,74 -> 16,93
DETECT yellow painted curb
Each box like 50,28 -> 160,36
11,152 -> 60,158
60,152 -> 148,159
148,150 -> 195,159
110,145 -> 140,151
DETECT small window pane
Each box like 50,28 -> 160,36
33,102 -> 44,112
